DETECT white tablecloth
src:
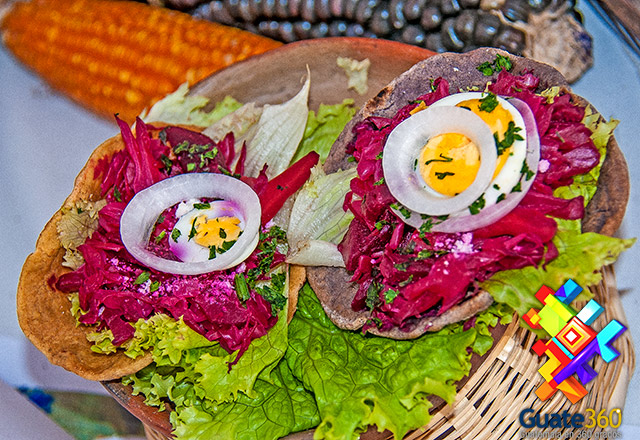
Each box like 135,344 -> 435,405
1,1 -> 639,438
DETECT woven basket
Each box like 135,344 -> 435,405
139,265 -> 635,440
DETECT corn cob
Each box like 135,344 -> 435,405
1,0 -> 282,122
150,0 -> 592,82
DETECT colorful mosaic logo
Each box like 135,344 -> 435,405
523,279 -> 626,404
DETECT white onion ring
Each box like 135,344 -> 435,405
120,173 -> 261,275
383,106 -> 497,216
396,97 -> 540,232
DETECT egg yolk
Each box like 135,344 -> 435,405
193,215 -> 242,248
457,98 -> 515,177
419,133 -> 480,197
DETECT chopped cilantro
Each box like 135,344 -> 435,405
496,193 -> 506,203
521,161 -> 534,181
375,151 -> 384,160
494,121 -> 523,156
493,184 -> 501,190
134,271 -> 150,285
424,153 -> 453,166
186,163 -> 196,172
208,246 -> 217,260
154,230 -> 167,244
365,282 -> 383,311
171,228 -> 181,243
417,250 -> 433,259
113,187 -> 122,202
435,171 -> 455,180
374,177 -> 385,186
256,273 -> 287,316
419,219 -> 434,239
383,289 -> 399,304
219,228 -> 227,239
173,141 -> 190,154
194,202 -> 211,210
160,154 -> 173,174
188,218 -> 198,240
149,280 -> 160,292
511,181 -> 522,193
477,54 -> 513,76
234,274 -> 250,302
479,93 -> 499,112
347,156 -> 356,163
469,195 -> 486,215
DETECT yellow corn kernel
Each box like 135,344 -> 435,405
1,0 -> 283,123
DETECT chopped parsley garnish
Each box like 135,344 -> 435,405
435,171 -> 455,180
383,289 -> 400,304
234,274 -> 250,302
424,153 -> 453,166
479,93 -> 499,112
113,186 -> 122,202
477,54 -> 513,76
469,195 -> 486,215
154,230 -> 167,244
219,240 -> 236,253
188,218 -> 198,240
171,228 -> 181,243
375,220 -> 389,230
419,219 -> 434,239
208,246 -> 217,260
521,161 -> 534,181
390,203 -> 412,219
194,202 -> 211,210
186,163 -> 196,172
134,271 -> 150,285
511,180 -> 522,193
149,280 -> 161,292
374,177 -> 385,186
365,282 -> 383,311
376,151 -> 384,160
496,193 -> 506,203
219,228 -> 227,239
256,273 -> 287,316
160,154 -> 173,174
494,121 -> 523,156
417,250 -> 433,259
347,156 -> 356,163
493,184 -> 501,190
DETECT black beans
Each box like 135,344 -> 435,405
473,11 -> 501,46
180,0 -> 579,62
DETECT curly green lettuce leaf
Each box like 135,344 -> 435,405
286,284 -> 494,440
292,99 -> 357,164
553,109 -> 619,207
124,309 -> 289,411
141,83 -> 242,126
482,229 -> 635,320
171,360 -> 319,440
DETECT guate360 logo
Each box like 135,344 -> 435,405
523,279 -> 626,404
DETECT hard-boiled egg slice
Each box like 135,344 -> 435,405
120,173 -> 261,275
429,92 -> 528,212
170,200 -> 245,263
383,105 -> 497,216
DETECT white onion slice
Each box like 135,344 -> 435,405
396,97 -> 540,233
120,173 -> 261,275
383,106 -> 497,216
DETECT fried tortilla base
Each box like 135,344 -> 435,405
17,135 -> 154,381
308,48 -> 629,339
